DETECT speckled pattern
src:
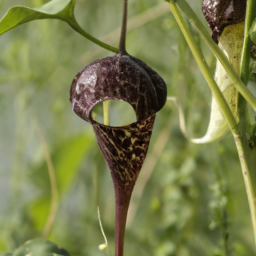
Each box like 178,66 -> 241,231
69,48 -> 167,256
202,0 -> 246,42
69,51 -> 166,199
93,115 -> 155,196
70,53 -> 166,123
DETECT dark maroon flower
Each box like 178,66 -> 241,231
69,1 -> 166,255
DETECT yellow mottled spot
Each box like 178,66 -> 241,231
131,138 -> 137,144
124,130 -> 131,137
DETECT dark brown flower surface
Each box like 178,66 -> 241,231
202,0 -> 246,42
70,51 -> 166,256
70,2 -> 166,256
93,115 -> 155,255
93,115 -> 155,192
70,53 -> 166,123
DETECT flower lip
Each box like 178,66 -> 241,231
92,114 -> 156,188
70,53 -> 167,125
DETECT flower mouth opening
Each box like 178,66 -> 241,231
70,55 -> 167,125
90,99 -> 138,128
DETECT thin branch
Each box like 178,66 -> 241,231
235,0 -> 256,246
233,134 -> 256,246
81,2 -> 169,62
34,118 -> 59,239
240,0 -> 256,84
67,18 -> 118,53
103,101 -> 110,126
97,206 -> 109,255
119,0 -> 128,55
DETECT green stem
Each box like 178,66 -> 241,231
33,118 -> 59,239
235,0 -> 256,246
103,101 -> 110,126
240,0 -> 256,84
233,132 -> 256,246
170,0 -> 256,247
67,18 -> 118,53
167,2 -> 237,132
170,0 -> 256,112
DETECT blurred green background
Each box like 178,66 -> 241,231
0,0 -> 256,255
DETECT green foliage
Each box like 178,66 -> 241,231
0,0 -> 117,52
0,239 -> 71,256
0,0 -> 75,36
0,0 -> 256,256
29,134 -> 93,231
13,239 -> 71,256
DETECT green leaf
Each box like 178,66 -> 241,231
250,18 -> 256,44
29,196 -> 52,232
28,133 -> 93,231
53,133 -> 93,194
13,239 -> 71,256
0,0 -> 75,36
0,0 -> 117,52
30,133 -> 93,194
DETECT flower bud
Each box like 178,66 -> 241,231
202,0 -> 246,42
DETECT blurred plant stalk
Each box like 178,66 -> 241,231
167,0 -> 256,248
